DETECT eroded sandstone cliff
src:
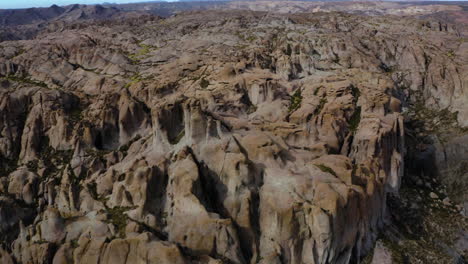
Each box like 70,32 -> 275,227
0,8 -> 467,264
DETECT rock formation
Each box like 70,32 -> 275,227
0,3 -> 467,264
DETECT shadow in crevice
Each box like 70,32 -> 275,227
158,103 -> 185,145
144,165 -> 169,230
186,146 -> 264,263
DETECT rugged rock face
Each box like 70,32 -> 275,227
0,6 -> 467,264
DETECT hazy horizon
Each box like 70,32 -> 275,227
0,0 -> 465,10
0,0 -> 176,9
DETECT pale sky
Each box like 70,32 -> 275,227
0,0 -> 462,10
0,0 -> 169,9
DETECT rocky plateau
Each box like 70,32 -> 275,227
0,1 -> 467,264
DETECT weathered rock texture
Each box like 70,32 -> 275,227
0,6 -> 467,264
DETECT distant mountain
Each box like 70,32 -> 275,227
1,0 -> 467,37
0,5 -> 65,26
0,4 -> 121,27
56,4 -> 121,21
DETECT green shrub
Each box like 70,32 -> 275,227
170,130 -> 185,144
315,164 -> 337,177
200,78 -> 210,89
106,206 -> 130,238
350,85 -> 360,103
314,97 -> 327,115
285,43 -> 292,56
289,89 -> 302,112
447,50 -> 455,58
313,87 -> 321,96
349,106 -> 361,132
2,75 -> 47,88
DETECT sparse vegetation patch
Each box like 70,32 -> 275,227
289,89 -> 302,112
315,164 -> 337,177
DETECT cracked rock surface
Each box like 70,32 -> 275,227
0,6 -> 467,264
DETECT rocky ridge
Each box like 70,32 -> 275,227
0,7 -> 467,264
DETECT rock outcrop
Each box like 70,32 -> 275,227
0,6 -> 466,264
